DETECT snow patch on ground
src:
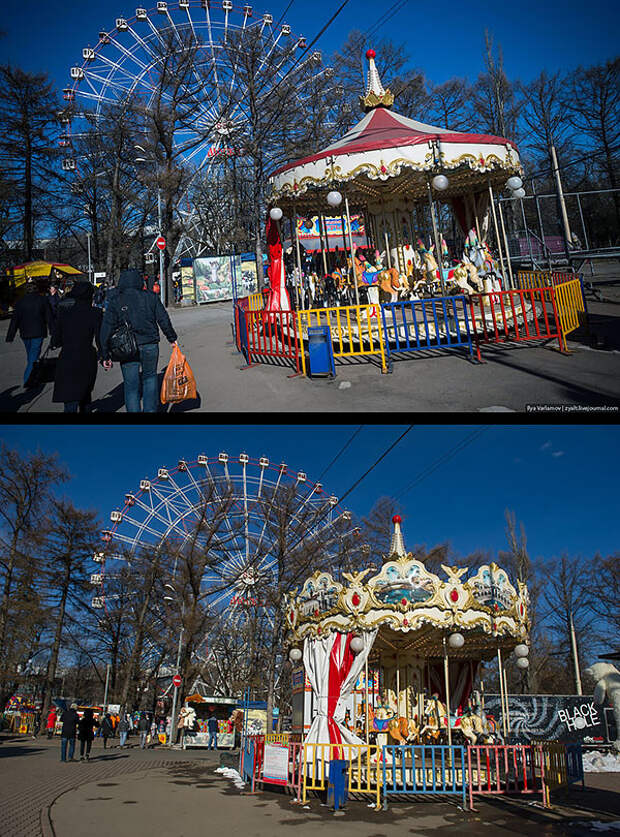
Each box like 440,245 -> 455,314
583,751 -> 620,773
215,766 -> 246,788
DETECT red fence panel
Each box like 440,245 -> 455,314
468,288 -> 563,354
245,309 -> 301,372
467,744 -> 544,811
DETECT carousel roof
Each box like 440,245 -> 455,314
285,516 -> 530,660
268,50 -> 521,210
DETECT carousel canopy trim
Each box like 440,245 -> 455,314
286,556 -> 530,657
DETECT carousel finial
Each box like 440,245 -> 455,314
359,48 -> 395,112
388,514 -> 407,559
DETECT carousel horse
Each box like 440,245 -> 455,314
419,695 -> 448,743
463,230 -> 503,292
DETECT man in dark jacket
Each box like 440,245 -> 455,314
207,713 -> 219,750
100,269 -> 177,412
60,703 -> 79,762
5,280 -> 54,386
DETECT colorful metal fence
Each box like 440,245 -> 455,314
466,744 -> 543,811
382,745 -> 467,810
297,304 -> 387,374
301,742 -> 381,806
380,297 -> 474,368
244,309 -> 301,372
468,288 -> 563,354
553,279 -> 587,350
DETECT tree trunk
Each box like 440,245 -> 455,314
40,566 -> 71,721
24,139 -> 33,260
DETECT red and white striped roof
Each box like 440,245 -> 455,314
271,107 -> 517,179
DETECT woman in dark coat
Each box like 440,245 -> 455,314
51,281 -> 103,413
78,708 -> 99,761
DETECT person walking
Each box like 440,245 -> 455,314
51,281 -> 103,413
100,713 -> 114,749
118,713 -> 130,748
138,712 -> 150,749
78,708 -> 99,761
60,703 -> 79,762
207,713 -> 218,751
48,283 -> 61,320
5,279 -> 54,387
100,268 -> 177,413
45,707 -> 57,739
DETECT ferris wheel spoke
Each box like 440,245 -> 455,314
203,3 -> 223,114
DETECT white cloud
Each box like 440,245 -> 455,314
540,441 -> 552,451
552,451 -> 565,458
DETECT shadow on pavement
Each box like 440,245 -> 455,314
0,383 -> 46,412
0,744 -> 48,758
90,382 -> 126,413
571,310 -> 620,351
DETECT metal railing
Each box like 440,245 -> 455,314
297,304 -> 387,374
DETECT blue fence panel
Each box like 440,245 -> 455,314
566,743 -> 585,787
238,305 -> 249,362
382,745 -> 467,810
380,297 -> 474,369
241,738 -> 256,786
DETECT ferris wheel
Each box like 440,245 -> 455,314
60,2 -> 340,255
90,453 -> 359,633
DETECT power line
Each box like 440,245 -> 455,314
363,0 -> 410,43
339,425 -> 414,505
395,428 -> 488,501
317,425 -> 364,482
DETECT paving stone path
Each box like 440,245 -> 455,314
0,734 -> 217,837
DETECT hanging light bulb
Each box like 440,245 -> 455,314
516,657 -> 529,669
270,207 -> 283,221
350,636 -> 364,653
288,647 -> 302,663
432,174 -> 449,191
448,632 -> 465,649
511,188 -> 526,199
506,176 -> 523,191
327,190 -> 342,207
514,644 -> 529,658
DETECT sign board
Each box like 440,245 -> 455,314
173,674 -> 182,688
180,264 -> 195,302
155,236 -> 166,250
262,742 -> 289,785
194,255 -> 234,304
484,694 -> 611,744
106,703 -> 120,714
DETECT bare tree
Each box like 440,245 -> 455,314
472,31 -> 522,141
427,78 -> 474,130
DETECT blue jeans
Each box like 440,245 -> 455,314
61,737 -> 75,761
22,337 -> 43,385
121,343 -> 159,412
119,730 -> 128,747
208,732 -> 217,750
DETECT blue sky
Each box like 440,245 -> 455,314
1,0 -> 617,95
1,424 -> 617,563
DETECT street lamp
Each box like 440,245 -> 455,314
135,144 -> 165,306
163,583 -> 185,747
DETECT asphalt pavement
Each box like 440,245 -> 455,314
1,734 -> 619,837
1,294 -> 619,414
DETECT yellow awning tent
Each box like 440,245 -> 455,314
7,261 -> 84,288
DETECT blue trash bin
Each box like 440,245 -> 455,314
307,326 -> 335,378
327,759 -> 348,811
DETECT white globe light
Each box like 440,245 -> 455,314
506,176 -> 523,191
350,636 -> 365,654
516,657 -> 529,669
432,174 -> 449,191
270,207 -> 283,221
327,190 -> 342,207
512,188 -> 526,199
574,715 -> 587,730
288,648 -> 302,663
448,632 -> 465,649
514,644 -> 529,658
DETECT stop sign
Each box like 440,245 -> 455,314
155,235 -> 166,250
172,674 -> 182,688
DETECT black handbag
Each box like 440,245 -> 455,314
109,301 -> 139,363
25,345 -> 57,388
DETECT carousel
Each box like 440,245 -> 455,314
285,516 -> 531,754
264,50 -> 533,340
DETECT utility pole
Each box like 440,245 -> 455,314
569,611 -> 583,695
157,186 -> 165,306
550,145 -> 572,260
102,663 -> 111,712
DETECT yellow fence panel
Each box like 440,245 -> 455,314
540,741 -> 567,806
301,742 -> 381,808
296,305 -> 387,374
553,279 -> 586,350
248,292 -> 266,311
265,733 -> 290,745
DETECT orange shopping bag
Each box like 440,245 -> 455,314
160,343 -> 197,404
